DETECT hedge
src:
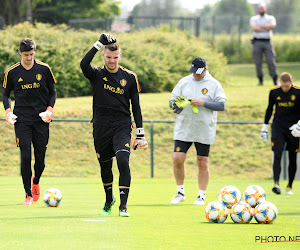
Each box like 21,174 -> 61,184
0,22 -> 227,98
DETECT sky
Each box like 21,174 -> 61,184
120,0 -> 262,12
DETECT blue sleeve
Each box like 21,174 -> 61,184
204,101 -> 225,111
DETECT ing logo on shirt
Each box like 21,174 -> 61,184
120,79 -> 127,87
36,74 -> 42,81
202,88 -> 208,95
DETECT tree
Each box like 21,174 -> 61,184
0,0 -> 121,26
131,0 -> 180,17
213,0 -> 254,33
266,0 -> 295,33
0,0 -> 51,25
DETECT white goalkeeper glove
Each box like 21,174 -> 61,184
6,108 -> 17,125
260,123 -> 269,142
133,128 -> 148,150
93,33 -> 117,50
290,120 -> 300,137
39,106 -> 53,123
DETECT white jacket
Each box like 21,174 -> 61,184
170,71 -> 226,145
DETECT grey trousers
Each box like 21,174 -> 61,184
252,40 -> 278,79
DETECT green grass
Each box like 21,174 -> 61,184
0,177 -> 299,249
1,62 -> 300,179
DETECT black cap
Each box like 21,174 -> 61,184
189,57 -> 206,74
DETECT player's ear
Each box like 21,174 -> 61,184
18,49 -> 22,55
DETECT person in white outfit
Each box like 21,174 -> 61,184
169,57 -> 226,205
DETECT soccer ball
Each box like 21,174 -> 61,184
260,200 -> 279,215
254,202 -> 278,224
230,201 -> 254,224
205,201 -> 228,223
218,185 -> 241,208
243,185 -> 266,208
43,188 -> 63,207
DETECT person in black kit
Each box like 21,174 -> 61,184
260,72 -> 300,195
2,38 -> 57,205
80,33 -> 148,217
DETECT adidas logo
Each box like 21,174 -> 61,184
120,191 -> 125,195
125,143 -> 130,147
103,77 -> 108,81
18,77 -> 23,82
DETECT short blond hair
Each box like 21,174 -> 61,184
280,72 -> 293,82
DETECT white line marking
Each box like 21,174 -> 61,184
83,219 -> 106,222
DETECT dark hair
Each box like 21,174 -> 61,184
104,43 -> 120,52
280,72 -> 293,82
19,38 -> 36,52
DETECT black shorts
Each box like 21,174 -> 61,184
174,140 -> 210,157
93,118 -> 132,162
14,121 -> 49,150
272,126 -> 300,153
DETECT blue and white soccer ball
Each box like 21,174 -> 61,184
205,201 -> 228,223
254,201 -> 278,224
230,201 -> 254,224
43,188 -> 63,207
243,185 -> 266,208
218,185 -> 241,208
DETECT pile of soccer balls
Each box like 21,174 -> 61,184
205,185 -> 278,224
43,188 -> 63,207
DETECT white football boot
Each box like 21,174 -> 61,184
285,187 -> 293,195
170,193 -> 186,204
193,195 -> 205,205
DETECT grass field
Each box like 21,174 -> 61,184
0,177 -> 299,249
1,63 -> 300,249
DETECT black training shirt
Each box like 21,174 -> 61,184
264,85 -> 300,129
80,47 -> 143,127
2,60 -> 57,122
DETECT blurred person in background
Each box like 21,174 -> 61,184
250,3 -> 278,86
260,72 -> 300,195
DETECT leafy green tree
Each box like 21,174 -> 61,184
131,0 -> 180,17
0,0 -> 51,25
266,0 -> 295,33
0,0 -> 121,26
213,0 -> 254,33
33,0 -> 121,24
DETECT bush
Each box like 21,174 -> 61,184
0,22 -> 227,98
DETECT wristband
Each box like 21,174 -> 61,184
136,128 -> 145,137
93,41 -> 103,50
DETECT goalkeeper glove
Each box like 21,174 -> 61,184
93,33 -> 117,50
290,120 -> 300,137
133,128 -> 148,150
260,123 -> 269,142
39,106 -> 53,123
174,96 -> 199,114
191,104 -> 199,114
6,108 -> 17,125
172,102 -> 183,114
174,96 -> 190,108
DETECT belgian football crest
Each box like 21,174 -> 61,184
36,74 -> 42,81
120,79 -> 127,87
202,88 -> 208,95
291,95 -> 296,101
